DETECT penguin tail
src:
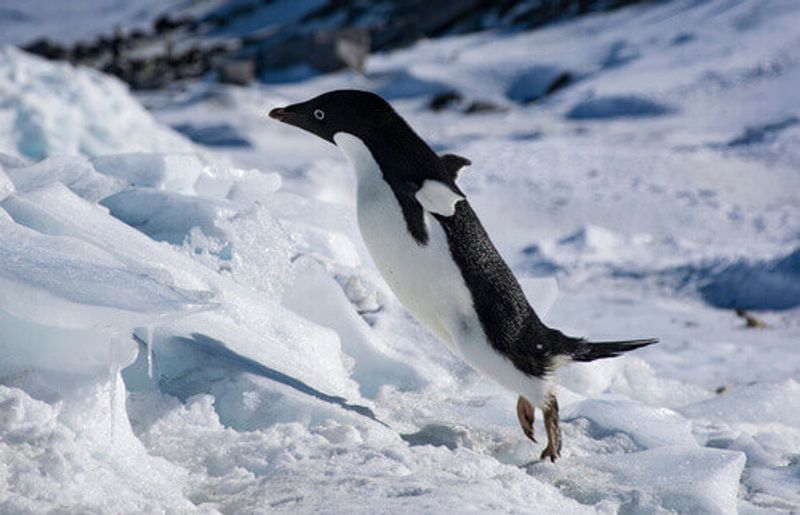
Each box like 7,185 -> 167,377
567,337 -> 657,363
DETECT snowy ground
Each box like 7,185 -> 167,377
1,0 -> 799,513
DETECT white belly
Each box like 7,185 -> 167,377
357,173 -> 470,348
334,133 -> 549,405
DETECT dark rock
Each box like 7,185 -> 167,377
429,90 -> 463,111
464,100 -> 506,114
24,38 -> 68,60
735,309 -> 766,328
309,28 -> 370,73
153,14 -> 183,34
218,59 -> 255,86
546,71 -> 572,95
256,27 -> 370,75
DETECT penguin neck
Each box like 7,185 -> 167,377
333,132 -> 381,184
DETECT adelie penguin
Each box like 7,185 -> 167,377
269,90 -> 657,462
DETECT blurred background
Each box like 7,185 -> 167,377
5,0 -> 651,89
0,1 -> 798,513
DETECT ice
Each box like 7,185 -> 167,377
0,196 -> 209,328
2,0 -> 800,511
0,384 -> 194,512
4,155 -> 121,201
100,188 -> 238,244
0,46 -> 193,160
0,165 -> 13,200
530,447 -> 746,514
283,259 -> 425,397
681,380 -> 800,429
92,153 -> 207,193
563,397 -> 697,449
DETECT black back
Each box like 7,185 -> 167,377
337,92 -> 571,376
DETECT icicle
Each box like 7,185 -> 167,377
146,325 -> 154,379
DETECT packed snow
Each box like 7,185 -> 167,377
1,0 -> 799,513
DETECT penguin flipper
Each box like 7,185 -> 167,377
439,153 -> 471,180
415,179 -> 465,217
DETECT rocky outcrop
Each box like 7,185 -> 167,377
22,0 -> 653,90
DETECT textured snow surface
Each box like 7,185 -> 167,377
0,46 -> 193,160
1,1 -> 800,513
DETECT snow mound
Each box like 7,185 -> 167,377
565,94 -> 675,120
699,247 -> 800,310
0,165 -> 13,200
0,46 -> 193,160
531,447 -> 745,513
681,379 -> 800,428
92,153 -> 206,192
0,384 -> 194,513
505,66 -> 574,103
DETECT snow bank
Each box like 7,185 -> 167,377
0,384 -> 194,512
0,165 -> 13,200
564,398 -> 697,449
92,153 -> 207,192
699,247 -> 800,310
531,447 -> 745,514
0,46 -> 193,160
4,155 -> 120,201
681,380 -> 800,429
3,0 -> 799,511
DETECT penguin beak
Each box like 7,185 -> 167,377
267,100 -> 333,143
268,107 -> 291,122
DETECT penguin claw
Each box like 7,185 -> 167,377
516,396 -> 536,443
540,447 -> 560,463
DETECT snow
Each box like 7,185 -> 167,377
0,46 -> 193,160
0,0 -> 176,46
1,0 -> 800,513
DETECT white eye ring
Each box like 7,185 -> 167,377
314,109 -> 325,120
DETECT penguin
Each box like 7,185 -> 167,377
269,90 -> 656,461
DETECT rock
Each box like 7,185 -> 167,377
734,309 -> 766,328
24,38 -> 67,61
428,91 -> 463,111
218,59 -> 255,86
309,28 -> 370,73
464,100 -> 506,115
255,27 -> 370,75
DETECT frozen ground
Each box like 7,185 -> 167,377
1,0 -> 799,513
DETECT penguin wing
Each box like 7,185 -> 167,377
415,179 -> 464,217
439,153 -> 471,181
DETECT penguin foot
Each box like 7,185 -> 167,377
540,395 -> 562,463
540,444 -> 560,463
516,396 -> 536,443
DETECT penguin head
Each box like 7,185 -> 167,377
269,90 -> 399,144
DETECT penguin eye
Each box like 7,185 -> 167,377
314,109 -> 325,120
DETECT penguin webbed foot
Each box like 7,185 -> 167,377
539,395 -> 562,463
516,396 -> 537,443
